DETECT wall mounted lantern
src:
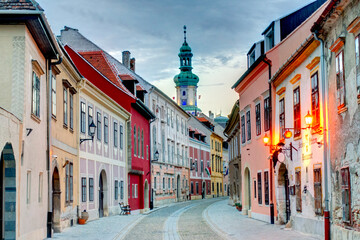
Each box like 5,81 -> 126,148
151,150 -> 159,162
80,120 -> 96,144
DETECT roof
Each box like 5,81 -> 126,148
136,85 -> 146,91
224,100 -> 240,138
119,74 -> 138,82
0,0 -> 43,10
232,54 -> 268,89
197,117 -> 208,122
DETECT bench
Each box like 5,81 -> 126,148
119,202 -> 131,215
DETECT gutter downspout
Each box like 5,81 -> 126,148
47,56 -> 62,238
313,31 -> 330,240
262,57 -> 274,225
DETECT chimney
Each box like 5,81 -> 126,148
130,58 -> 135,72
122,51 -> 130,69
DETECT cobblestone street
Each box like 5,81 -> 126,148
51,198 -> 321,240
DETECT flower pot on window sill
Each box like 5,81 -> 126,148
78,218 -> 86,225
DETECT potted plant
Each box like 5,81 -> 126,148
78,210 -> 89,225
235,203 -> 242,211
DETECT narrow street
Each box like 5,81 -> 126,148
52,198 -> 321,240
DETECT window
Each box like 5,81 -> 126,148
311,73 -> 320,127
38,172 -> 43,203
154,177 -> 157,190
32,72 -> 40,117
258,172 -> 262,204
171,110 -> 174,128
246,111 -> 251,141
132,184 -> 135,198
264,97 -> 270,131
66,162 -> 73,203
196,182 -> 199,194
295,169 -> 301,212
167,108 -> 170,126
255,103 -> 261,136
293,87 -> 301,137
97,112 -> 102,140
336,51 -> 346,108
137,127 -> 140,156
27,171 -> 31,204
201,160 -> 204,173
195,160 -> 198,172
114,122 -> 118,147
120,125 -> 124,149
168,178 -> 171,190
212,182 -> 214,192
163,177 -> 165,190
51,76 -> 56,116
115,180 -> 118,200
88,106 -> 93,136
254,180 -> 256,198
81,177 -> 87,202
264,171 -> 269,205
314,167 -> 322,215
279,98 -> 285,140
120,181 -> 124,200
134,125 -> 137,156
152,126 -> 156,158
141,130 -> 144,158
341,167 -> 351,223
356,35 -> 360,95
89,178 -> 94,201
81,102 -> 86,134
176,115 -> 179,132
191,182 -> 194,194
104,116 -> 109,144
69,93 -> 74,130
265,28 -> 274,51
63,87 -> 68,126
135,184 -> 138,198
241,115 -> 245,143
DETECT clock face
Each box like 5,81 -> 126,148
278,152 -> 285,163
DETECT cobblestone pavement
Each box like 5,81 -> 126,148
49,197 -> 322,240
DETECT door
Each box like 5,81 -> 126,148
177,175 -> 180,201
52,167 -> 61,232
0,155 -> 3,238
284,170 -> 291,222
99,175 -> 104,218
202,182 -> 205,199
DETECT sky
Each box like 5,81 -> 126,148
37,0 -> 315,117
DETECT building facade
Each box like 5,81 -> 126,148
50,45 -> 82,232
188,115 -> 212,200
270,35 -> 325,236
311,0 -> 360,238
149,86 -> 190,206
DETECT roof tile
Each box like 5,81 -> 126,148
0,0 -> 43,11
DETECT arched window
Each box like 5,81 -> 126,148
182,91 -> 186,96
134,125 -> 137,156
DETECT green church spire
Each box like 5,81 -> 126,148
174,26 -> 201,115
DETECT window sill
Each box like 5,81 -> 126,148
69,128 -> 74,134
63,124 -> 68,130
337,105 -> 348,114
52,115 -> 57,121
31,113 -> 41,124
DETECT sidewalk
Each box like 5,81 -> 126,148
204,199 -> 322,240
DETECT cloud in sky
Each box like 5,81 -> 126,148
38,0 -> 315,116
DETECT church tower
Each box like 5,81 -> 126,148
174,26 -> 201,115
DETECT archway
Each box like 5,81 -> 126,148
144,180 -> 149,210
98,170 -> 108,218
52,167 -> 61,232
1,143 -> 16,239
176,175 -> 181,202
244,167 -> 251,213
277,163 -> 290,224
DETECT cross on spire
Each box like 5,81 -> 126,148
183,25 -> 187,43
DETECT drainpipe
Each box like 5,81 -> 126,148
262,57 -> 274,224
47,56 -> 62,238
313,31 -> 330,240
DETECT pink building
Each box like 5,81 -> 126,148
232,1 -> 326,223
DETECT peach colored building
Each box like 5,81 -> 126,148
232,1 -> 327,224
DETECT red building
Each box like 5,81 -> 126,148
64,44 -> 155,212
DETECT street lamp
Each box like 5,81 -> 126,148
80,120 -> 96,144
304,111 -> 313,127
151,150 -> 159,162
263,133 -> 270,145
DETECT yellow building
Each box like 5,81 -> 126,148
50,45 -> 82,232
211,132 -> 223,197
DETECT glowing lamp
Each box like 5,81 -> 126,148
284,130 -> 292,139
263,134 -> 270,145
304,111 -> 313,127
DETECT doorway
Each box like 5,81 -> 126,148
244,167 -> 251,212
98,170 -> 107,218
278,163 -> 290,224
176,175 -> 180,201
144,180 -> 149,210
202,182 -> 206,199
52,167 -> 61,232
